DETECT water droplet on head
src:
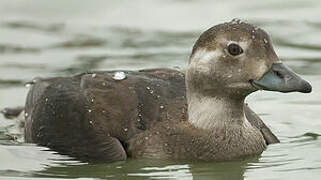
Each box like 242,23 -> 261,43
124,128 -> 128,132
91,99 -> 94,102
146,86 -> 151,90
88,109 -> 92,113
113,71 -> 126,81
231,18 -> 241,24
89,120 -> 93,124
45,98 -> 48,102
160,105 -> 164,109
24,112 -> 28,117
263,38 -> 268,44
91,73 -> 97,78
102,82 -> 106,86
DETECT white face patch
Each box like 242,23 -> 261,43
256,62 -> 269,79
189,48 -> 222,73
238,41 -> 249,52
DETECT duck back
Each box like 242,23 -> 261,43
24,68 -> 187,161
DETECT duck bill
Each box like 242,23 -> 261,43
250,62 -> 312,93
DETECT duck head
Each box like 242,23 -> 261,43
186,20 -> 312,98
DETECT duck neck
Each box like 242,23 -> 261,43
187,92 -> 246,130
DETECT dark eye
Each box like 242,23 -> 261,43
227,43 -> 243,56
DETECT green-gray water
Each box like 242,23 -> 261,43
0,0 -> 320,179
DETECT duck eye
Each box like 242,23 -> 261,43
227,43 -> 243,56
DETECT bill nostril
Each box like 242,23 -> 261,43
273,70 -> 284,79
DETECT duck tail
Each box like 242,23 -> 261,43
1,106 -> 24,119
